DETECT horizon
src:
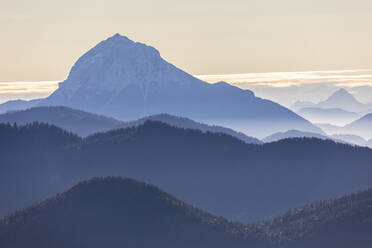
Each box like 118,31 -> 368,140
2,29 -> 372,106
2,68 -> 372,106
1,31 -> 372,106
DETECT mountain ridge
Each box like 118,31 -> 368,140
1,177 -> 372,248
0,177 -> 253,248
0,99 -> 41,114
343,113 -> 372,139
297,107 -> 360,126
0,106 -> 261,143
292,88 -> 371,113
316,113 -> 372,141
0,33 -> 321,138
262,130 -> 330,143
1,121 -> 372,222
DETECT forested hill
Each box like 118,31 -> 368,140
254,188 -> 372,248
0,122 -> 80,152
0,177 -> 371,248
0,177 -> 254,248
1,121 -> 372,223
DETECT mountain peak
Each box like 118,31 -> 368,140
99,33 -> 159,55
105,33 -> 134,44
332,88 -> 352,98
111,33 -> 125,39
316,88 -> 364,112
46,34 -> 178,99
40,35 -> 322,137
325,88 -> 359,104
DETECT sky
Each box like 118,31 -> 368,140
199,70 -> 372,106
3,70 -> 372,106
1,0 -> 372,105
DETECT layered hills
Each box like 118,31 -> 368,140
1,177 -> 371,248
1,121 -> 372,222
0,34 -> 321,138
0,106 -> 261,143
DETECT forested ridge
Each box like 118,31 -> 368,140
0,177 -> 371,248
1,121 -> 372,223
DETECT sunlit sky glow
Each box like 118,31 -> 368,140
0,81 -> 58,103
2,0 -> 372,106
2,70 -> 372,107
198,70 -> 372,106
2,0 -> 372,82
198,69 -> 372,88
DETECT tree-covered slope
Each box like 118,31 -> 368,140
1,177 -> 372,248
255,189 -> 372,248
1,121 -> 372,223
0,177 -> 255,248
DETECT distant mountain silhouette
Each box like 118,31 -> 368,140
0,99 -> 41,114
262,130 -> 329,143
317,88 -> 366,112
331,134 -> 367,147
1,177 -> 372,248
297,107 -> 360,126
292,88 -> 370,114
317,113 -> 372,140
11,33 -> 321,138
359,103 -> 372,116
316,123 -> 343,134
343,113 -> 372,140
0,106 -> 261,143
1,122 -> 372,222
316,119 -> 372,146
291,101 -> 314,111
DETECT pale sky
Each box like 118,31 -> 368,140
3,70 -> 372,106
2,0 -> 372,82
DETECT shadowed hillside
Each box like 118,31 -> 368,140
0,177 -> 255,248
254,189 -> 372,248
1,121 -> 372,222
0,177 -> 372,248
